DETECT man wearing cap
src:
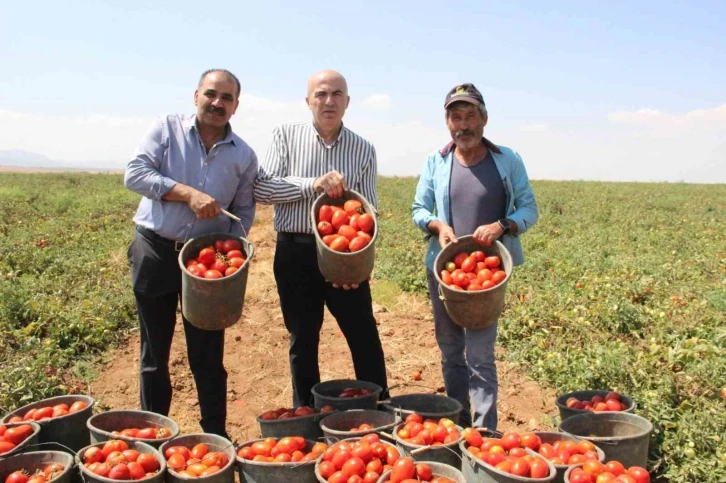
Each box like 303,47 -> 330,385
125,69 -> 257,438
411,83 -> 539,429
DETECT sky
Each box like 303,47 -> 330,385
1,0 -> 724,182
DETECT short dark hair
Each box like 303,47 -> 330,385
198,69 -> 241,97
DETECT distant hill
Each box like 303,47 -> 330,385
0,150 -> 126,172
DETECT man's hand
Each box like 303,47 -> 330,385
473,222 -> 503,246
314,170 -> 348,198
431,222 -> 457,249
332,282 -> 360,290
188,190 -> 221,219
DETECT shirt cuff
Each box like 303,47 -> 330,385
155,178 -> 177,201
301,177 -> 316,199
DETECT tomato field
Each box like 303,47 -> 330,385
1,172 -> 725,481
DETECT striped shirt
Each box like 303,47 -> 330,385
254,121 -> 377,234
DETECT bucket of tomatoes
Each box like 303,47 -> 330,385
178,233 -> 254,331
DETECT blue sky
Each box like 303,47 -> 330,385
1,0 -> 724,182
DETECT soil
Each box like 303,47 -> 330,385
90,205 -> 557,442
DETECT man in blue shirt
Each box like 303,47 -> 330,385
412,83 -> 538,429
125,69 -> 257,437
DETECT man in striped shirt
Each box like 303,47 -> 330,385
254,70 -> 388,408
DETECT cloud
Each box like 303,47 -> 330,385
608,103 -> 726,134
361,94 -> 392,110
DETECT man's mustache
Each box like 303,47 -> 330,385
207,106 -> 226,115
455,129 -> 475,138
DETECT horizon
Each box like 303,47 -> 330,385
1,1 -> 725,183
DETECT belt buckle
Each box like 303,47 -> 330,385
174,241 -> 185,252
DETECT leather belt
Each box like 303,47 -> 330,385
136,226 -> 185,251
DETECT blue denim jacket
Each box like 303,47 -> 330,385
412,138 -> 539,271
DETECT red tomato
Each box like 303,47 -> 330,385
461,256 -> 477,273
344,200 -> 363,215
415,463 -> 433,480
34,407 -> 53,420
477,268 -> 493,282
357,213 -> 375,233
470,250 -> 485,262
501,432 -> 521,451
330,236 -> 350,252
2,425 -> 33,445
166,453 -> 186,471
5,472 -> 29,483
510,457 -> 531,477
319,205 -> 333,223
222,239 -> 241,253
108,464 -> 131,480
452,252 -> 468,268
349,236 -> 370,252
627,466 -> 650,483
128,462 -> 146,480
453,272 -> 469,288
390,457 -> 415,481
440,270 -> 453,285
318,221 -> 334,236
318,461 -> 336,479
322,234 -> 338,246
356,231 -> 372,243
530,458 -> 550,478
484,255 -> 501,268
164,446 -> 191,460
520,432 -> 541,451
122,449 -> 140,462
338,225 -> 358,241
204,270 -> 224,279
187,265 -> 203,276
197,248 -> 216,266
136,453 -> 160,473
491,270 -> 507,285
135,428 -> 157,439
569,469 -> 594,483
349,214 -> 360,231
214,240 -> 225,253
331,210 -> 351,230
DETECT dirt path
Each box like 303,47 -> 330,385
91,205 -> 557,441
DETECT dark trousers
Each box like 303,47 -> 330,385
273,233 -> 389,408
127,228 -> 228,437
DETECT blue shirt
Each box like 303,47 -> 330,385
125,114 -> 258,242
412,138 -> 539,271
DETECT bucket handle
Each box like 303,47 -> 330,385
438,284 -> 447,302
0,441 -> 78,463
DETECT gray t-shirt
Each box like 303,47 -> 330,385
450,151 -> 506,236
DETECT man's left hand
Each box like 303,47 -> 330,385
332,283 -> 360,290
473,222 -> 503,246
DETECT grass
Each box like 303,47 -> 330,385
1,172 -> 725,480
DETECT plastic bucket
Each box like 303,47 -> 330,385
319,409 -> 399,444
86,410 -> 180,449
433,236 -> 513,330
178,232 -> 254,331
392,423 -> 463,469
381,394 -> 463,425
0,451 -> 75,483
76,440 -> 165,483
2,395 -> 95,453
558,412 -> 653,469
257,412 -> 326,441
160,433 -> 235,483
534,431 -> 606,483
377,460 -> 467,483
555,390 -> 636,421
311,380 -> 383,411
310,190 -> 378,286
236,438 -> 319,483
0,421 -> 41,458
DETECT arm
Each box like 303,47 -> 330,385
411,154 -> 438,235
254,126 -> 316,204
358,145 -> 378,209
124,118 -> 177,200
227,152 -> 258,237
506,151 -> 539,234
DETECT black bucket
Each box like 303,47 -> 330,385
0,450 -> 75,483
558,412 -> 653,469
434,236 -> 513,330
310,189 -> 378,286
86,410 -> 180,449
2,395 -> 95,453
311,380 -> 382,411
76,440 -> 165,483
178,232 -> 254,331
391,423 -> 463,469
319,409 -> 399,444
236,438 -> 319,483
256,412 -> 326,441
381,394 -> 463,425
0,421 -> 41,458
555,390 -> 636,421
376,460 -> 467,483
159,433 -> 235,483
534,431 -> 606,483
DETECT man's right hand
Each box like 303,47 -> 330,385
313,170 -> 347,198
428,220 -> 458,248
188,190 -> 221,219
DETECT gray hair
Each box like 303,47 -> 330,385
198,69 -> 241,98
445,101 -> 488,122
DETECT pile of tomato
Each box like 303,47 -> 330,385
317,200 -> 375,253
4,464 -> 66,483
0,423 -> 34,455
380,458 -> 457,483
565,391 -> 629,412
237,436 -> 326,463
567,460 -> 650,483
163,443 -> 230,479
6,401 -> 88,423
184,239 -> 246,279
316,434 -> 400,483
257,405 -> 334,420
110,426 -> 173,440
462,429 -> 551,478
395,414 -> 461,446
440,250 -> 506,291
81,440 -> 161,480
